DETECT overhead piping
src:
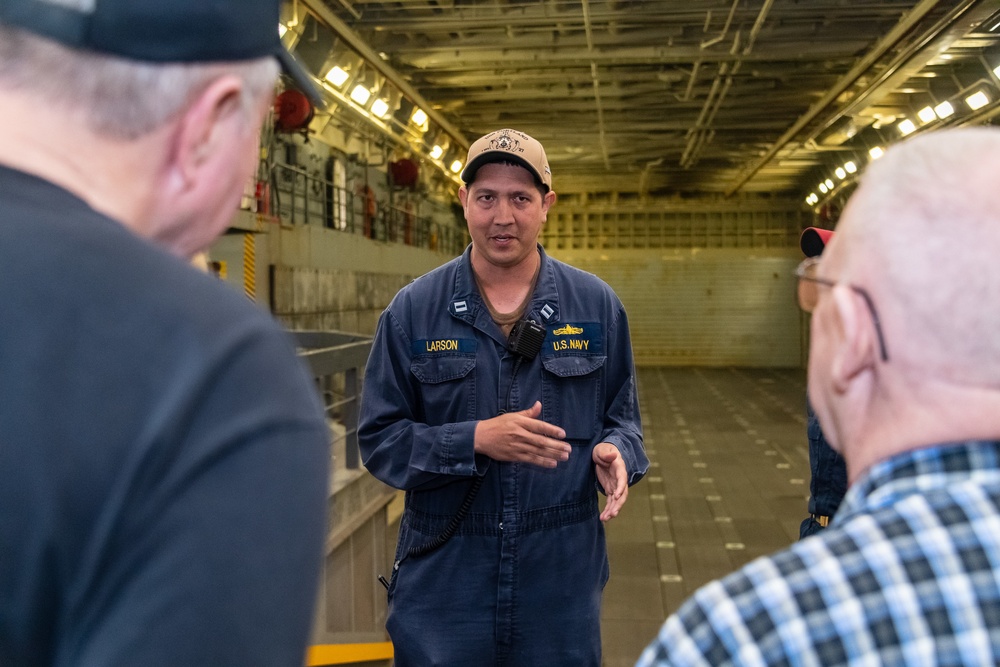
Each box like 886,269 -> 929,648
581,0 -> 612,170
700,0 -> 739,50
681,0 -> 774,169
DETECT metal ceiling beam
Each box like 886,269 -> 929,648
725,0 -> 987,196
399,41 -> 885,69
361,4 -> 921,32
300,0 -> 469,151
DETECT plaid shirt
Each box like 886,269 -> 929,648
636,440 -> 1000,666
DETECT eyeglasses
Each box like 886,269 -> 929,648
794,256 -> 889,362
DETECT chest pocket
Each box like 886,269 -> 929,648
410,354 -> 477,423
541,355 -> 606,443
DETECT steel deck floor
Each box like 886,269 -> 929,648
601,367 -> 811,667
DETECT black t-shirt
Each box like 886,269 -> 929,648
0,165 -> 330,666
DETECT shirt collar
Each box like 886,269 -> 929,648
449,243 -> 560,325
836,440 -> 1000,523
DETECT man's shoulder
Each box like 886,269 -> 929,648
1,176 -> 295,367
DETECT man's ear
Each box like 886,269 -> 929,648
458,185 -> 469,210
168,75 -> 246,192
829,285 -> 878,392
542,189 -> 557,214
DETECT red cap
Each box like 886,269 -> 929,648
800,227 -> 834,257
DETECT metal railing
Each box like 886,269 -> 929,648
268,163 -> 467,255
292,330 -> 372,472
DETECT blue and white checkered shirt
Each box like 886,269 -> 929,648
636,440 -> 1000,666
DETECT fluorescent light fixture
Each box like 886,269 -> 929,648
350,85 -> 371,105
934,101 -> 954,118
835,167 -> 846,180
917,106 -> 936,124
450,160 -> 463,173
278,24 -> 287,38
806,193 -> 818,205
869,146 -> 884,160
411,108 -> 428,126
430,145 -> 444,159
325,66 -> 349,87
819,182 -> 829,194
994,64 -> 1000,79
824,179 -> 834,190
898,119 -> 916,136
966,91 -> 989,110
844,161 -> 857,174
370,98 -> 390,118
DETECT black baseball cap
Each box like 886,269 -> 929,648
0,0 -> 322,106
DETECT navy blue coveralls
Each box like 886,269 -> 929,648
359,245 -> 647,666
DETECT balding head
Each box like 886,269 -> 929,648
809,128 -> 1000,480
831,128 -> 1000,386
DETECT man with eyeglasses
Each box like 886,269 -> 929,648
637,127 -> 1000,665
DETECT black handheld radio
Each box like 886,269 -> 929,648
507,318 -> 546,360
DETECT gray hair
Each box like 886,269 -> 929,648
0,24 -> 279,139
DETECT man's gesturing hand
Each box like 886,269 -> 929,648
594,443 -> 628,521
474,401 -> 571,468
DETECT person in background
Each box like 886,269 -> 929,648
359,128 -> 648,666
637,127 -> 1000,666
0,1 -> 331,664
798,227 -> 848,538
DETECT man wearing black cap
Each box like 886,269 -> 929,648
359,129 -> 647,666
0,2 -> 329,665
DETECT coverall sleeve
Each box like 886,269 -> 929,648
358,307 -> 481,491
599,304 -> 648,486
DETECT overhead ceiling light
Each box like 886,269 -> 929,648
350,84 -> 371,105
917,106 -> 936,124
819,182 -> 829,194
370,98 -> 390,118
325,66 -> 349,87
278,24 -> 287,38
806,193 -> 818,205
411,108 -> 428,127
869,146 -> 884,160
898,119 -> 917,136
844,161 -> 857,174
934,100 -> 954,119
966,90 -> 990,110
430,145 -> 444,159
824,178 -> 834,190
835,167 -> 847,180
450,160 -> 463,174
994,63 -> 1000,79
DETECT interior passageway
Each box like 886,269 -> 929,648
601,367 -> 811,667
